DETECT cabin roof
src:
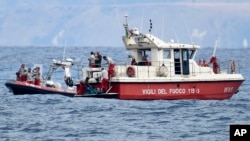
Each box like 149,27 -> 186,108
123,34 -> 201,50
144,34 -> 201,49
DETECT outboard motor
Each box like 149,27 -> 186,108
62,58 -> 74,87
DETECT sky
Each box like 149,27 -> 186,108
0,0 -> 249,48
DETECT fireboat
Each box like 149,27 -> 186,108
75,15 -> 244,100
6,15 -> 245,100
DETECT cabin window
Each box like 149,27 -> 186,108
188,50 -> 195,59
137,49 -> 151,66
163,49 -> 171,59
174,49 -> 180,59
182,50 -> 188,61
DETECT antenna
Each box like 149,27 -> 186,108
184,23 -> 194,44
149,19 -> 152,35
124,14 -> 128,25
140,9 -> 144,33
172,28 -> 180,43
63,40 -> 67,60
213,40 -> 218,56
161,10 -> 165,40
113,0 -> 122,30
123,14 -> 129,37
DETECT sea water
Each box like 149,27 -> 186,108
0,46 -> 249,141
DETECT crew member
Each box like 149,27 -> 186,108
230,60 -> 236,74
33,67 -> 41,85
25,68 -> 34,84
103,56 -> 115,78
88,52 -> 96,68
128,55 -> 137,65
95,51 -> 102,67
16,64 -> 27,81
100,68 -> 109,92
209,56 -> 220,74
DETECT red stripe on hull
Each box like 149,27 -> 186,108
110,81 -> 243,100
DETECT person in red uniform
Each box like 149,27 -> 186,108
16,64 -> 27,81
33,67 -> 41,85
25,68 -> 34,84
88,52 -> 96,68
209,56 -> 220,74
103,56 -> 115,78
100,68 -> 109,92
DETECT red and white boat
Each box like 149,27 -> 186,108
6,16 -> 245,100
5,58 -> 119,98
5,79 -> 76,96
5,59 -> 77,96
76,15 -> 244,100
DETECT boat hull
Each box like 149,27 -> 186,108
5,80 -> 119,99
110,80 -> 244,100
5,80 -> 76,96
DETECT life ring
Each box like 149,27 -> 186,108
230,60 -> 236,74
157,66 -> 168,77
126,66 -> 135,77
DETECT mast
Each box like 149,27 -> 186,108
123,14 -> 129,37
213,40 -> 218,56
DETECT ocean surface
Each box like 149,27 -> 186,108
0,46 -> 249,141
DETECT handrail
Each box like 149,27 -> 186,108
74,59 -> 241,79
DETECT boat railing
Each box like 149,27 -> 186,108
218,60 -> 241,74
113,61 -> 215,78
74,59 -> 241,80
118,60 -> 241,77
